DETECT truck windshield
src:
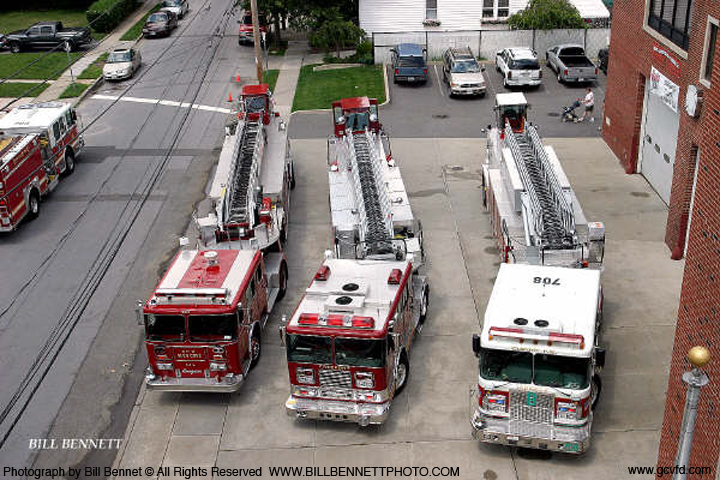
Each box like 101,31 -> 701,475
452,60 -> 481,73
188,314 -> 237,341
245,95 -> 265,113
287,334 -> 332,364
480,348 -> 532,384
335,338 -> 386,367
145,314 -> 185,341
534,354 -> 589,389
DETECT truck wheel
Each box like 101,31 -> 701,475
557,73 -> 563,83
250,330 -> 261,368
9,42 -> 21,54
591,375 -> 602,410
63,40 -> 75,52
290,163 -> 296,189
27,190 -> 40,220
64,149 -> 75,175
395,353 -> 410,395
418,285 -> 429,328
276,262 -> 288,301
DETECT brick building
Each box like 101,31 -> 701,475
603,0 -> 720,476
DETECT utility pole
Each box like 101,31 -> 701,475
250,0 -> 263,83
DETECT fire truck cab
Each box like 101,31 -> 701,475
0,102 -> 84,178
198,84 -> 294,251
282,255 -> 428,426
327,97 -> 424,270
471,263 -> 604,453
141,248 -> 288,392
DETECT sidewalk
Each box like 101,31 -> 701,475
272,40 -> 305,118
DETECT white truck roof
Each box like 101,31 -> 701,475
481,263 -> 600,358
0,102 -> 70,132
496,92 -> 527,107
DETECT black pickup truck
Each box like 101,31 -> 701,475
5,22 -> 92,53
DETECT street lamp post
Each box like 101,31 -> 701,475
672,346 -> 711,480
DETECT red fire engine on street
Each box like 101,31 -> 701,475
0,102 -> 84,231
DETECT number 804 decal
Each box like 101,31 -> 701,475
533,276 -> 561,286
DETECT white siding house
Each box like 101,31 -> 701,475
359,0 -> 609,34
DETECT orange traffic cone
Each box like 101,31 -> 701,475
236,74 -> 241,83
227,92 -> 233,102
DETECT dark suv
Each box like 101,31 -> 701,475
391,43 -> 428,84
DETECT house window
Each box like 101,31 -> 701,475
701,18 -> 718,85
498,0 -> 510,17
426,0 -> 437,19
648,0 -> 693,50
483,0 -> 495,18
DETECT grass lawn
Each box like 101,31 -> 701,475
264,69 -> 279,93
78,53 -> 109,79
0,52 -> 83,80
59,83 -> 89,99
121,3 -> 162,41
292,64 -> 385,111
0,82 -> 49,98
0,9 -> 104,40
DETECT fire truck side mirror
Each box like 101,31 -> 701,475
472,334 -> 481,356
594,347 -> 606,369
135,301 -> 144,326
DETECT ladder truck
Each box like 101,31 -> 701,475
139,84 -> 291,392
326,97 -> 424,271
197,84 -> 295,251
280,97 -> 429,426
471,93 -> 606,454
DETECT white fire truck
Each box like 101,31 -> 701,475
327,97 -> 424,270
282,255 -> 427,426
471,93 -> 606,453
196,84 -> 294,251
0,102 -> 84,229
140,248 -> 287,392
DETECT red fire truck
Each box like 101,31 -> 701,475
140,248 -> 288,392
281,255 -> 428,426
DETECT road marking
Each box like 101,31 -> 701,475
90,94 -> 231,114
433,65 -> 445,98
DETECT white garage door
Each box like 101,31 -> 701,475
639,73 -> 680,205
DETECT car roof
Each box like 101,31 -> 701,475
507,47 -> 537,59
449,47 -> 475,60
397,43 -> 424,56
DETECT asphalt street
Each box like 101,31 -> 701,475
289,62 -> 606,139
0,0 -> 254,470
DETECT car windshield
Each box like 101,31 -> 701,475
534,354 -> 590,389
245,95 -> 265,113
148,13 -> 167,23
479,348 -> 590,389
163,0 -> 181,6
286,334 -> 332,364
398,56 -> 424,67
334,338 -> 386,367
188,313 -> 237,341
510,58 -> 540,70
145,314 -> 185,341
108,51 -> 131,63
452,59 -> 481,73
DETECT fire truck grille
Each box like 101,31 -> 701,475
319,369 -> 352,388
508,390 -> 553,438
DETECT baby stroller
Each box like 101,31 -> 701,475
562,100 -> 581,122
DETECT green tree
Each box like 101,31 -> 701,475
508,0 -> 586,30
311,18 -> 365,58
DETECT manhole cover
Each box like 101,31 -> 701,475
547,112 -> 560,117
432,114 -> 449,119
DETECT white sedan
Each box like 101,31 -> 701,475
102,47 -> 142,81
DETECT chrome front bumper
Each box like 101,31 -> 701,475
471,409 -> 591,454
451,86 -> 486,95
145,371 -> 244,393
286,396 -> 390,426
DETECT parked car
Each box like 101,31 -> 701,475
442,47 -> 487,97
160,0 -> 189,19
0,34 -> 6,50
142,11 -> 178,38
546,44 -> 598,83
391,43 -> 428,84
598,47 -> 609,74
495,47 -> 542,88
238,11 -> 268,45
5,21 -> 92,53
103,47 -> 142,81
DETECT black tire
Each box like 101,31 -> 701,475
249,330 -> 261,368
418,284 -> 429,325
9,41 -> 21,54
64,149 -> 75,175
276,262 -> 288,301
591,375 -> 602,410
63,40 -> 74,52
280,219 -> 288,246
290,163 -> 296,189
394,353 -> 410,395
27,190 -> 40,220
557,72 -> 563,84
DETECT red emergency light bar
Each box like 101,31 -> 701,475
387,268 -> 402,284
315,265 -> 331,281
488,326 -> 585,348
297,313 -> 375,329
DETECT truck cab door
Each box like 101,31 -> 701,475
332,101 -> 345,137
40,25 -> 54,45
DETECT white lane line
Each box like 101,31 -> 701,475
90,94 -> 231,114
433,64 -> 445,98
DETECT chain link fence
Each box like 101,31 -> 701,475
372,28 -> 611,63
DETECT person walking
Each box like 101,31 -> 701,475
576,87 -> 595,123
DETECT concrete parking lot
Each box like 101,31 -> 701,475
110,127 -> 682,478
